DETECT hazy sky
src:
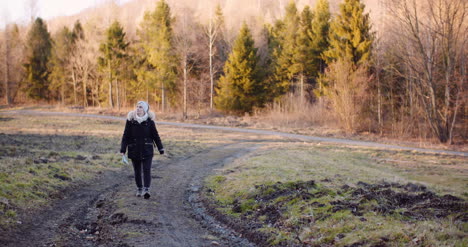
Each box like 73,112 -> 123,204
1,0 -> 131,26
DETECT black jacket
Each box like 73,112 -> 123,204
120,111 -> 164,160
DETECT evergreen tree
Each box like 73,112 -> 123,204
72,20 -> 84,41
23,18 -> 52,100
214,4 -> 229,63
310,0 -> 331,75
49,26 -> 74,103
263,20 -> 285,101
130,45 -> 154,103
323,0 -> 373,66
215,23 -> 262,114
138,0 -> 178,111
273,1 -> 300,96
319,0 -> 373,131
98,21 -> 129,108
291,5 -> 315,101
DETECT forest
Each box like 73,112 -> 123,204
0,0 -> 466,144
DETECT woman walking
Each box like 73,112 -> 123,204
120,101 -> 164,199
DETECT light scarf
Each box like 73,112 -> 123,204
135,112 -> 148,123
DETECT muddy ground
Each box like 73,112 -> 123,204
0,136 -> 261,246
202,179 -> 467,246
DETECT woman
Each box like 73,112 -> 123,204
120,101 -> 164,199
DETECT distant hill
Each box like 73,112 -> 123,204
46,0 -> 386,38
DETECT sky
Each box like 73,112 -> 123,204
0,0 -> 131,26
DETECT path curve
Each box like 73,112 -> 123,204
2,110 -> 466,157
2,141 -> 257,247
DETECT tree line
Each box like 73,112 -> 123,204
0,0 -> 466,144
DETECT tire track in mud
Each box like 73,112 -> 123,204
96,142 -> 258,247
2,142 -> 258,247
1,169 -> 128,247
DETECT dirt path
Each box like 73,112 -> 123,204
98,142 -> 258,247
2,141 -> 257,247
2,110 -> 466,157
1,169 -> 127,247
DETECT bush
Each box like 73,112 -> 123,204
321,58 -> 370,132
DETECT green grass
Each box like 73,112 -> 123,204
204,142 -> 467,246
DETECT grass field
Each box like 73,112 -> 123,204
0,112 -> 466,246
204,142 -> 467,246
0,114 -> 214,227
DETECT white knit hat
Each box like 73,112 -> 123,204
137,101 -> 149,113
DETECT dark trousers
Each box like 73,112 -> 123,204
131,158 -> 152,188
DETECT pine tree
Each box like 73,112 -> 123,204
72,20 -> 84,41
214,4 -> 229,63
215,23 -> 262,114
259,23 -> 280,103
23,18 -> 52,100
98,21 -> 129,108
273,1 -> 300,96
138,0 -> 178,111
319,0 -> 373,132
49,26 -> 74,104
130,45 -> 153,103
291,5 -> 315,102
323,0 -> 373,66
310,0 -> 331,75
311,0 -> 331,97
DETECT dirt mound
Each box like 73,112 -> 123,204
254,180 -> 316,202
204,180 -> 320,246
203,180 -> 467,247
334,181 -> 467,220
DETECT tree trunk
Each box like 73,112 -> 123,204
108,60 -> 114,108
83,71 -> 88,107
72,69 -> 77,105
183,59 -> 188,119
300,73 -> 304,105
116,80 -> 120,111
4,32 -> 11,105
61,83 -> 65,105
91,82 -> 95,107
208,17 -> 215,111
206,13 -> 219,112
210,43 -> 214,111
448,85 -> 462,144
94,81 -> 100,107
161,82 -> 165,112
376,67 -> 382,134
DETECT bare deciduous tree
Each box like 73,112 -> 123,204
388,0 -> 467,143
1,21 -> 24,105
70,37 -> 97,107
204,5 -> 223,111
323,58 -> 371,132
175,7 -> 201,119
2,23 -> 11,105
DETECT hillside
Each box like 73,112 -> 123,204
47,0 -> 385,38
